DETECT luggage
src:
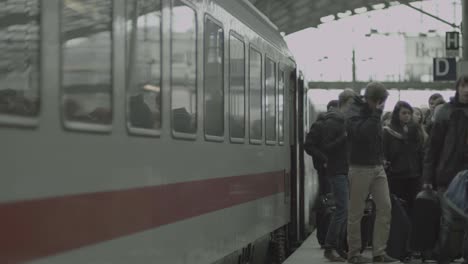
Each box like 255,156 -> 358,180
360,196 -> 375,252
444,170 -> 468,219
339,196 -> 375,253
316,193 -> 335,246
386,195 -> 411,260
446,216 -> 465,261
410,189 -> 440,252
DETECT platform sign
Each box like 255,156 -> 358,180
446,32 -> 460,50
446,32 -> 460,57
433,58 -> 457,81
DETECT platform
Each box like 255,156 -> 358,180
282,232 -> 459,264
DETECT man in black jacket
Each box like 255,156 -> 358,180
423,75 -> 468,264
345,83 -> 397,264
320,95 -> 353,261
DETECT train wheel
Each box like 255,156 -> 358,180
269,227 -> 287,264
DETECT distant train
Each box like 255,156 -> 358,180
0,0 -> 319,263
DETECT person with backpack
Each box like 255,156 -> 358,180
423,75 -> 468,264
305,97 -> 351,260
316,91 -> 355,262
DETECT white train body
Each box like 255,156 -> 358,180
0,0 -> 319,263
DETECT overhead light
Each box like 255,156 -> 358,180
337,10 -> 352,18
354,7 -> 368,14
320,15 -> 336,23
372,3 -> 386,10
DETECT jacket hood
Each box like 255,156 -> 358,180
345,95 -> 367,119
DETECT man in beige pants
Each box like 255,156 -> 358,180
344,83 -> 396,264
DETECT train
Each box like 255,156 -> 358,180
0,0 -> 320,263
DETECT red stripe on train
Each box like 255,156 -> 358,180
0,171 -> 285,263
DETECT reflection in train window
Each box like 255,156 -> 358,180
265,58 -> 276,143
61,0 -> 112,126
249,48 -> 262,141
171,1 -> 197,135
278,69 -> 285,143
204,18 -> 224,138
0,0 -> 40,117
229,34 -> 245,139
126,0 -> 161,132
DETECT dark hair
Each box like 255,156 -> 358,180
364,82 -> 389,101
428,93 -> 443,102
455,74 -> 468,102
338,89 -> 356,107
390,101 -> 413,127
327,100 -> 339,111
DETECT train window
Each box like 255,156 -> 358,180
229,33 -> 245,141
204,17 -> 224,139
265,57 -> 276,144
61,0 -> 112,130
171,1 -> 197,136
249,47 -> 262,143
125,0 -> 162,135
278,69 -> 285,144
0,0 -> 40,123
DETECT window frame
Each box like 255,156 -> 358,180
264,55 -> 277,146
59,0 -> 114,133
203,14 -> 225,142
125,0 -> 163,137
278,65 -> 285,146
0,0 -> 41,128
228,30 -> 246,144
170,0 -> 198,140
248,45 -> 263,145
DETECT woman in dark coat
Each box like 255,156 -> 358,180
383,101 -> 424,213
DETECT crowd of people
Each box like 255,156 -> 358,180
305,75 -> 468,264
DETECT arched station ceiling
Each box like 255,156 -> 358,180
248,0 -> 424,35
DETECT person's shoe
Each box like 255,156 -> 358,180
372,254 -> 399,263
348,255 -> 372,264
324,249 -> 346,262
337,249 -> 348,260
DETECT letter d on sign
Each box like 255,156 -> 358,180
436,59 -> 449,76
433,58 -> 457,81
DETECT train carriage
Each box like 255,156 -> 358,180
0,0 -> 319,263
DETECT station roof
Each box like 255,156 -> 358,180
248,0 -> 422,35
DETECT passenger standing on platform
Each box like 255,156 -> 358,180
383,101 -> 423,214
305,110 -> 329,248
424,93 -> 445,136
321,90 -> 355,262
345,82 -> 397,264
412,107 -> 429,145
422,75 -> 468,264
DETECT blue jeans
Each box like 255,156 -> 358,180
325,175 -> 349,251
437,190 -> 468,264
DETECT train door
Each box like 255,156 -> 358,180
287,68 -> 306,249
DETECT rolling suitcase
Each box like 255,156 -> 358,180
410,189 -> 440,253
386,195 -> 411,260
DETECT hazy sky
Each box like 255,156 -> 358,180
285,0 -> 462,112
285,0 -> 462,82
